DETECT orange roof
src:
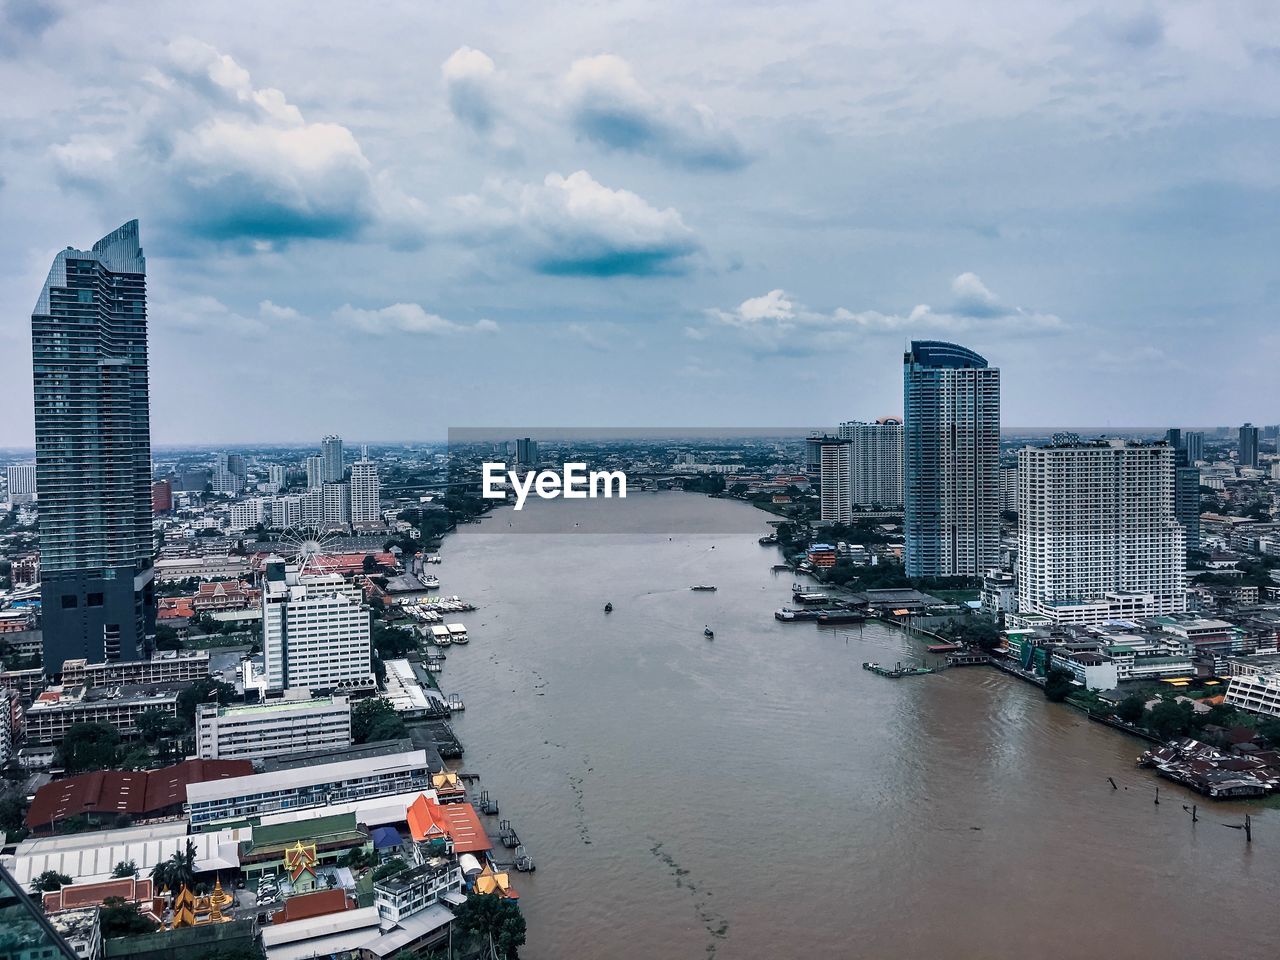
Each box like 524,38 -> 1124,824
406,794 -> 491,853
271,888 -> 354,924
44,877 -> 155,913
473,864 -> 518,899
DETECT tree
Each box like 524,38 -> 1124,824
57,722 -> 121,773
154,624 -> 183,651
1149,699 -> 1194,740
362,554 -> 379,574
455,893 -> 527,960
31,870 -> 72,892
99,897 -> 160,938
112,860 -> 138,879
1043,668 -> 1076,703
1116,694 -> 1146,726
371,621 -> 415,659
372,857 -> 408,882
136,708 -> 171,745
151,839 -> 197,892
177,677 -> 237,726
0,791 -> 28,836
352,697 -> 404,744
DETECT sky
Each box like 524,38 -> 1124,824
1,0 -> 1278,445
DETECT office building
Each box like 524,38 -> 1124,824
150,479 -> 172,514
903,341 -> 1001,577
211,453 -> 241,495
305,455 -> 324,490
196,693 -> 352,761
515,437 -> 539,466
24,685 -> 179,744
6,465 -> 37,504
185,748 -> 431,827
322,435 -> 344,483
1174,464 -> 1201,552
1017,438 -> 1186,625
1183,430 -> 1204,465
229,498 -> 266,532
816,437 -> 852,522
268,464 -> 287,492
1240,423 -> 1260,469
350,457 -> 382,525
260,557 -> 372,692
31,220 -> 156,670
838,418 -> 904,509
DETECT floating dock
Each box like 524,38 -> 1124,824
862,660 -> 941,678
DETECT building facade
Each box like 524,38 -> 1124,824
31,220 -> 156,670
6,465 -> 37,504
816,437 -> 852,522
838,418 -> 903,508
350,459 -> 381,525
321,436 -> 344,483
1017,438 -> 1186,624
261,558 -> 373,692
196,694 -> 352,761
1239,423 -> 1260,469
902,341 -> 1001,578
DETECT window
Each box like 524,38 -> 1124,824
87,593 -> 104,607
61,594 -> 78,609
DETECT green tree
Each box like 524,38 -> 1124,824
136,708 -> 171,745
351,698 -> 404,744
57,722 -> 121,773
154,624 -> 183,651
1257,717 -> 1280,748
151,839 -> 197,892
99,897 -> 159,938
0,791 -> 28,836
177,677 -> 237,726
1043,668 -> 1076,703
362,554 -> 379,574
31,870 -> 71,892
1149,699 -> 1194,740
454,893 -> 527,959
371,857 -> 408,882
111,860 -> 138,879
1116,694 -> 1146,726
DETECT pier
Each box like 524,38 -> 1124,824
862,660 -> 942,678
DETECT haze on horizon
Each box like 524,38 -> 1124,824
1,0 -> 1277,446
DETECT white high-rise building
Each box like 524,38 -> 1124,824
268,465 -> 287,492
321,435 -> 344,483
999,464 -> 1018,514
229,498 -> 266,532
350,457 -> 381,525
817,438 -> 852,522
838,418 -> 903,508
305,455 -> 324,490
260,557 -> 373,692
5,465 -> 37,505
323,482 -> 351,525
1017,437 -> 1186,625
268,495 -> 302,531
300,489 -> 325,527
211,453 -> 241,495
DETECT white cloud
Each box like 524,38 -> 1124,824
164,295 -> 307,335
442,46 -> 501,133
564,54 -> 748,170
334,303 -> 499,336
702,274 -> 1064,352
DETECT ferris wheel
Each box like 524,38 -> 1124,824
279,526 -> 338,573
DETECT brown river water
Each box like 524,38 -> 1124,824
438,493 -> 1275,959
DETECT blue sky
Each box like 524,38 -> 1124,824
1,0 -> 1277,444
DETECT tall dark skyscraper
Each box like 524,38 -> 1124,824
1239,423 -> 1259,469
31,221 -> 156,670
903,341 -> 1001,578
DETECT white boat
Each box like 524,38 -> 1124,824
430,625 -> 452,645
447,623 -> 468,644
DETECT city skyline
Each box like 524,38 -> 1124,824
2,2 -> 1279,444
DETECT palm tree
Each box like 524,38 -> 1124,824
151,840 -> 197,892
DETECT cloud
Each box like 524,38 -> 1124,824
49,38 -> 404,248
334,303 -> 499,336
451,169 -> 700,276
564,54 -> 748,171
0,0 -> 60,55
701,274 -> 1064,352
442,46 -> 501,134
165,295 -> 306,335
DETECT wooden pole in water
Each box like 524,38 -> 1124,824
1154,786 -> 1160,806
1245,814 -> 1252,843
1108,777 -> 1117,790
1192,804 -> 1198,823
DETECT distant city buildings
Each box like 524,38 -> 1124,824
31,221 -> 156,670
1183,430 -> 1205,465
150,479 -> 172,514
323,482 -> 352,525
211,453 -> 242,495
1240,423 -> 1260,469
838,418 -> 903,509
1017,437 -> 1186,625
260,557 -> 372,693
321,435 -> 345,483
305,454 -> 324,490
5,465 -> 36,505
268,464 -> 287,492
515,438 -> 539,466
903,340 -> 1001,578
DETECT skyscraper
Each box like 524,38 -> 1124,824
903,341 -> 1000,578
305,455 -> 324,490
1017,438 -> 1186,624
515,437 -> 539,466
1239,423 -> 1259,469
321,435 -> 344,483
350,456 -> 381,525
816,437 -> 852,522
838,418 -> 904,508
1183,431 -> 1204,465
31,221 -> 155,669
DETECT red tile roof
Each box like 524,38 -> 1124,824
44,877 -> 155,913
271,888 -> 355,924
26,758 -> 252,829
406,794 -> 491,853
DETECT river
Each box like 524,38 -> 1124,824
437,492 -> 1274,959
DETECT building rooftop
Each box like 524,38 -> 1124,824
186,749 -> 429,805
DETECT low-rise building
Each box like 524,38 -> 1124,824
980,571 -> 1016,616
25,685 -> 180,745
373,858 -> 462,926
153,556 -> 251,583
1225,672 -> 1280,718
196,694 -> 352,761
47,907 -> 101,960
59,651 -> 210,687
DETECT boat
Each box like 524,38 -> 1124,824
703,626 -> 714,639
604,602 -> 613,613
758,534 -> 778,545
690,585 -> 717,592
816,611 -> 866,625
446,623 -> 468,644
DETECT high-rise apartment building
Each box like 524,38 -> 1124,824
515,437 -> 539,466
151,479 -> 172,514
350,457 -> 381,525
816,437 -> 852,522
1239,423 -> 1260,469
321,435 -> 344,483
1183,431 -> 1204,465
31,221 -> 156,670
260,557 -> 373,692
838,418 -> 903,508
902,341 -> 1000,578
6,465 -> 37,505
999,463 -> 1018,514
268,465 -> 286,492
1017,438 -> 1186,624
305,455 -> 324,490
211,453 -> 241,495
322,482 -> 351,525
